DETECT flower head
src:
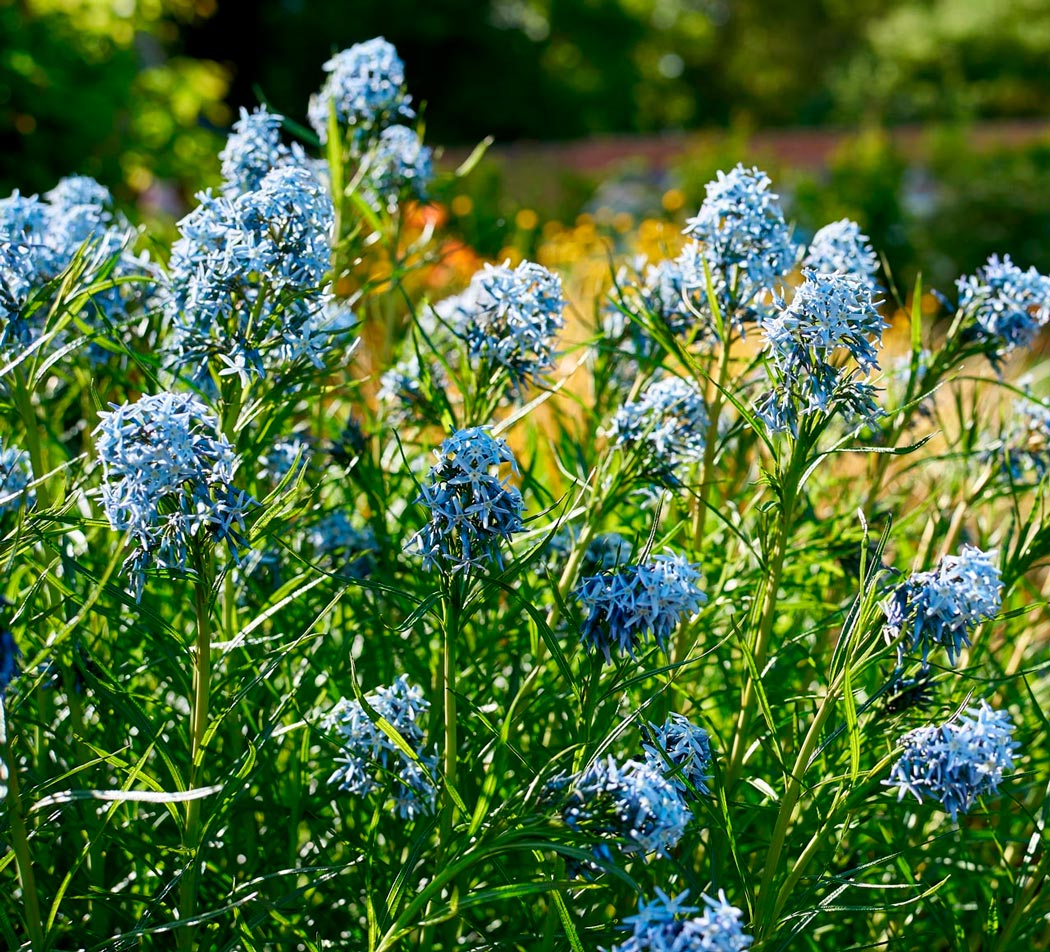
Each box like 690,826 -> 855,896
957,254 -> 1050,363
219,106 -> 306,196
683,165 -> 796,306
803,219 -> 880,291
577,551 -> 706,662
612,888 -> 753,952
94,392 -> 252,599
609,376 -> 709,474
556,755 -> 690,869
408,427 -> 524,572
308,37 -> 414,143
756,268 -> 887,434
323,675 -> 437,820
462,260 -> 565,385
883,545 -> 1001,668
164,166 -> 335,383
363,125 -> 433,210
885,700 -> 1018,821
642,713 -> 712,799
999,392 -> 1050,481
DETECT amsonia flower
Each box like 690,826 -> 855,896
323,675 -> 438,820
683,164 -> 797,306
308,37 -> 414,143
556,755 -> 690,869
609,375 -> 709,474
219,105 -> 307,196
462,260 -> 565,385
803,218 -> 881,291
408,427 -> 524,572
94,392 -> 252,600
756,268 -> 887,434
363,125 -> 433,210
611,888 -> 753,952
885,700 -> 1017,821
999,392 -> 1050,481
956,254 -> 1050,363
642,712 -> 713,799
164,165 -> 336,384
0,440 -> 34,514
577,551 -> 706,662
883,545 -> 1002,668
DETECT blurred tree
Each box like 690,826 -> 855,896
832,0 -> 1050,123
0,0 -> 228,201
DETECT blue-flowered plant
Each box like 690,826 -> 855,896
803,218 -> 881,292
609,375 -> 709,475
883,545 -> 1002,668
461,259 -> 565,387
683,164 -> 797,311
577,551 -> 706,662
308,37 -> 414,144
610,888 -> 753,952
363,124 -> 433,210
0,177 -> 150,358
956,254 -> 1050,366
556,755 -> 690,868
0,440 -> 34,514
219,105 -> 307,197
323,675 -> 437,821
999,392 -> 1050,481
164,165 -> 336,384
756,268 -> 887,435
94,391 -> 253,600
409,426 -> 524,572
885,700 -> 1017,821
642,712 -> 713,800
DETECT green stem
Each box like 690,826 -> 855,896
724,453 -> 801,791
2,702 -> 45,951
179,553 -> 213,950
12,369 -> 50,510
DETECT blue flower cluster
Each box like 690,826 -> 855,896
364,125 -> 433,211
999,393 -> 1050,481
545,529 -> 633,577
306,511 -> 377,580
94,392 -> 252,600
683,164 -> 797,308
883,545 -> 1002,668
756,269 -> 887,434
257,435 -> 314,486
886,700 -> 1018,821
308,37 -> 414,144
956,254 -> 1050,363
559,755 -> 690,866
641,713 -> 713,800
462,260 -> 566,385
611,889 -> 753,952
0,439 -> 34,514
803,219 -> 881,292
377,354 -> 447,425
219,106 -> 307,197
576,551 -> 706,662
609,256 -> 711,352
323,675 -> 438,821
0,177 -> 150,358
164,165 -> 336,384
409,427 -> 524,572
609,376 -> 709,473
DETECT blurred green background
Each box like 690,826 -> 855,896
3,0 -> 1050,291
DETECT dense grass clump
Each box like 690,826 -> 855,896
3,36 -> 1050,952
